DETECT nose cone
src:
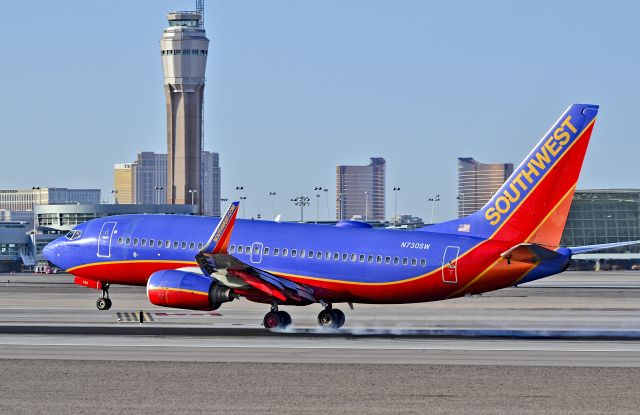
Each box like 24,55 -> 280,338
43,239 -> 63,268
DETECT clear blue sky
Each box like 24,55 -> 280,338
1,0 -> 638,221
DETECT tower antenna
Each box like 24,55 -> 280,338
196,0 -> 204,28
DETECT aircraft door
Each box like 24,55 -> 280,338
97,221 -> 117,258
442,246 -> 460,284
250,242 -> 263,264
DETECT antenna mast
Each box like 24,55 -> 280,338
196,0 -> 204,28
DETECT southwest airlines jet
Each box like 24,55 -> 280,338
43,104 -> 638,330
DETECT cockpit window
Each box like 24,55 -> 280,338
65,230 -> 82,240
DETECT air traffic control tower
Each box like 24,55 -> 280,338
160,11 -> 209,210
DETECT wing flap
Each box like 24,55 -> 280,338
195,201 -> 316,305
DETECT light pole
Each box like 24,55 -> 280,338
268,192 -> 276,220
364,191 -> 369,221
393,187 -> 400,228
235,186 -> 244,217
291,195 -> 310,222
111,190 -> 118,205
337,192 -> 345,220
314,187 -> 323,224
188,189 -> 197,205
154,186 -> 163,205
323,188 -> 329,220
239,196 -> 247,218
457,193 -> 465,218
31,187 -> 41,258
428,194 -> 440,223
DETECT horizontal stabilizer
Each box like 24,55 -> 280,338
500,243 -> 561,264
569,240 -> 640,255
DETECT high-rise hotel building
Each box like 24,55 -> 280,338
336,158 -> 386,221
457,157 -> 513,217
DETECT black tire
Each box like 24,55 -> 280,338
332,309 -> 345,328
263,311 -> 281,329
96,298 -> 108,311
317,309 -> 337,328
104,298 -> 112,310
276,311 -> 292,328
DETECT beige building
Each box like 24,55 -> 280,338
113,163 -> 135,204
0,188 -> 100,211
160,11 -> 209,211
457,158 -> 513,217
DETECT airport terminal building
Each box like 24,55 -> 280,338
561,189 -> 640,268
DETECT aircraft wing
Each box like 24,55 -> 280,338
569,240 -> 640,255
195,202 -> 316,305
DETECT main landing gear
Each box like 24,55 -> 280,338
96,283 -> 112,311
317,304 -> 345,329
263,304 -> 292,330
262,303 -> 347,330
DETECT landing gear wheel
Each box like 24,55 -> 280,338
263,311 -> 291,330
96,297 -> 111,311
276,311 -> 292,327
332,309 -> 345,328
318,309 -> 337,329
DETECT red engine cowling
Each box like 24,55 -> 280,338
147,269 -> 234,311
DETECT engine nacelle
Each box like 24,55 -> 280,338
147,269 -> 234,311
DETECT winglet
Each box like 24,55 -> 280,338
200,201 -> 240,255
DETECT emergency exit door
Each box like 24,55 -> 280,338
442,246 -> 460,284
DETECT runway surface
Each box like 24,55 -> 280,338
1,271 -> 640,413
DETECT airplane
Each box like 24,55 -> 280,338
43,103 -> 640,330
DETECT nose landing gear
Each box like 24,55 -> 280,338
96,283 -> 112,311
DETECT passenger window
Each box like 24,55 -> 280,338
274,248 -> 280,256
300,250 -> 306,258
367,255 -> 374,263
141,239 -> 147,246
237,245 -> 243,253
133,238 -> 139,246
359,254 -> 365,262
324,252 -> 330,260
308,250 -> 314,258
402,257 -> 408,266
264,247 -> 270,255
165,240 -> 170,248
173,241 -> 179,249
149,240 -> 155,247
350,253 -> 357,262
282,248 -> 288,256
245,246 -> 251,254
189,242 -> 195,250
393,257 -> 400,265
420,259 -> 427,267
125,237 -> 131,245
197,242 -> 203,250
342,253 -> 348,261
376,255 -> 382,263
181,242 -> 187,249
118,237 -> 123,245
291,249 -> 297,257
229,245 -> 236,253
385,256 -> 391,264
253,245 -> 260,254
411,258 -> 417,266
333,252 -> 339,260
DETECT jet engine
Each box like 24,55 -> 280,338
147,269 -> 235,311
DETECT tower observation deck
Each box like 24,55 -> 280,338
160,11 -> 209,210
